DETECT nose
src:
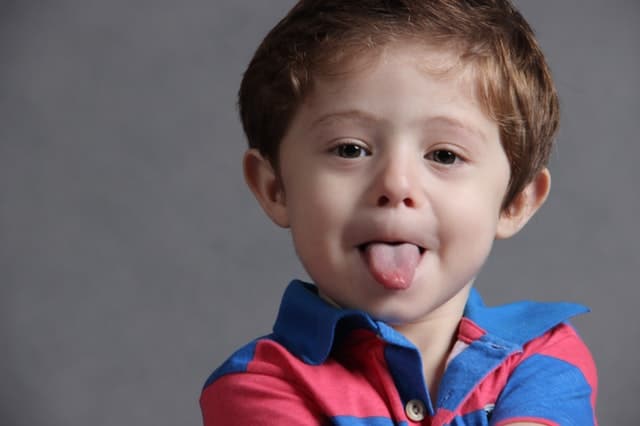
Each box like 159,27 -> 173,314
371,153 -> 421,208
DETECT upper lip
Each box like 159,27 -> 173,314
356,239 -> 427,254
349,214 -> 435,253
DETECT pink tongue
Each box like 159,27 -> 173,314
364,243 -> 420,290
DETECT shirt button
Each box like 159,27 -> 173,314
405,399 -> 426,422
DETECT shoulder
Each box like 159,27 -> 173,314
200,336 -> 326,425
515,322 -> 598,403
508,322 -> 598,403
201,335 -> 306,390
520,322 -> 597,384
491,323 -> 598,426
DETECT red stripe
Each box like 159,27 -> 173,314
457,317 -> 486,343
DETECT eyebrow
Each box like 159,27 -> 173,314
309,110 -> 489,142
422,115 -> 489,142
308,110 -> 383,131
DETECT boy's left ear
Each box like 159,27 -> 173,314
496,168 -> 551,239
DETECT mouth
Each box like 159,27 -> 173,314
357,241 -> 426,255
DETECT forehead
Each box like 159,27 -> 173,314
296,42 -> 494,136
307,41 -> 484,109
314,39 -> 476,83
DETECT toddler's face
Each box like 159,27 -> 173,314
268,44 -> 512,323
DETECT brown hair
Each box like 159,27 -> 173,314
238,0 -> 559,208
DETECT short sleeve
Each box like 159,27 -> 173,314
490,324 -> 598,426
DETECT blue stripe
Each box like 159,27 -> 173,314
490,354 -> 595,425
202,338 -> 261,389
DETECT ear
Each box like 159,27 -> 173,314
496,168 -> 551,239
243,149 -> 290,228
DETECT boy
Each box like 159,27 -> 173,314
201,0 -> 598,424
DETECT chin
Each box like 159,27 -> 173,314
364,299 -> 434,324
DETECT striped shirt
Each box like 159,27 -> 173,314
201,280 -> 597,425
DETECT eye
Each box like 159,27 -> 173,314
332,143 -> 370,158
426,149 -> 459,165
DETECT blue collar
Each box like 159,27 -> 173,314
463,287 -> 589,345
272,279 -> 589,365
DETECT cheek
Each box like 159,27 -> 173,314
287,186 -> 339,230
436,188 -> 502,260
285,167 -> 356,225
286,180 -> 350,254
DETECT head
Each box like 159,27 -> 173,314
240,0 -> 556,323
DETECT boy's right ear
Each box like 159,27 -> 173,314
242,149 -> 290,228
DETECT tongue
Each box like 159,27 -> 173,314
363,243 -> 420,290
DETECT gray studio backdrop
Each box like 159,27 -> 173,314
1,1 -> 638,425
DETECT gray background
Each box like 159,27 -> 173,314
1,1 -> 638,425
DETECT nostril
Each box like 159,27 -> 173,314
377,195 -> 390,207
403,197 -> 415,208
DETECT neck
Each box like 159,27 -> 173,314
391,285 -> 471,403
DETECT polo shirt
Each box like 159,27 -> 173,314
200,280 -> 598,425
